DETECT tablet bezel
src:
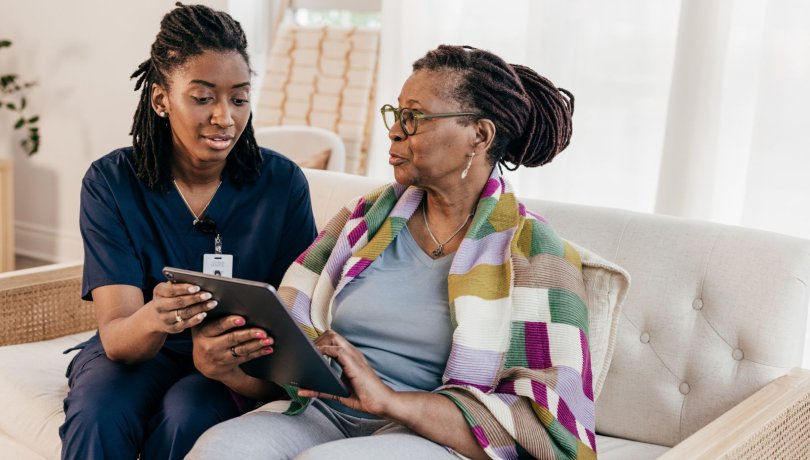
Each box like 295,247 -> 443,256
162,266 -> 349,397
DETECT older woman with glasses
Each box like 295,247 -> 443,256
189,44 -> 594,460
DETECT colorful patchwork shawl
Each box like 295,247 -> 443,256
277,170 -> 596,459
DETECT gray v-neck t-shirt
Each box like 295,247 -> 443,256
325,225 -> 454,417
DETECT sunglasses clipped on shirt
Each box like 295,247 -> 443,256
193,216 -> 218,235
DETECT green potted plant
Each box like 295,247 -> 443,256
0,39 -> 40,155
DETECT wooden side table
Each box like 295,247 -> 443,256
0,159 -> 13,271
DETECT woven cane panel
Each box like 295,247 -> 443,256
0,277 -> 95,346
722,391 -> 810,460
257,24 -> 380,174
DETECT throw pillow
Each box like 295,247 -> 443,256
296,148 -> 331,170
566,240 -> 630,400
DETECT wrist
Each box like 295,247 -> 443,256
221,372 -> 281,400
140,301 -> 170,335
378,389 -> 407,420
214,367 -> 247,388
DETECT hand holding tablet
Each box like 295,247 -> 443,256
163,267 -> 349,397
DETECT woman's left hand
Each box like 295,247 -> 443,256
297,329 -> 396,416
191,315 -> 273,384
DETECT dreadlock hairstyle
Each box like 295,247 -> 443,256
130,2 -> 261,192
412,45 -> 574,170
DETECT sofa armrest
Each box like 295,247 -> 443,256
659,367 -> 810,460
0,261 -> 96,346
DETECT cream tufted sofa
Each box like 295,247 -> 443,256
1,169 -> 809,459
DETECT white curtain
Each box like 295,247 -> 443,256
228,0 -> 280,111
366,0 -> 810,366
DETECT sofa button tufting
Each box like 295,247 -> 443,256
679,382 -> 691,395
640,332 -> 650,343
732,348 -> 744,361
692,298 -> 704,310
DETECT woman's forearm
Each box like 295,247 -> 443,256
98,307 -> 168,363
220,372 -> 287,401
382,391 -> 488,459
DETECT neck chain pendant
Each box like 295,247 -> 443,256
432,245 -> 445,258
422,201 -> 474,259
173,179 -> 222,221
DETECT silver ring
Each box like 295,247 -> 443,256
229,346 -> 240,358
174,310 -> 183,323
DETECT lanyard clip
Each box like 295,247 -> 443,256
214,234 -> 223,255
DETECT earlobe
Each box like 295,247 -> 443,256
150,82 -> 169,118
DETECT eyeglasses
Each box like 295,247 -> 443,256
380,104 -> 479,137
193,216 -> 218,235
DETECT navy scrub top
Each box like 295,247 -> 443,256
79,147 -> 317,352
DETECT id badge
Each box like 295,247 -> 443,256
203,253 -> 233,277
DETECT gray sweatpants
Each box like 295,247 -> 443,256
185,398 -> 459,459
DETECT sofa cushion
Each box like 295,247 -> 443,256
0,330 -> 94,460
596,434 -> 669,459
0,431 -> 49,460
570,241 -> 630,400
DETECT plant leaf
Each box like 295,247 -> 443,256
0,40 -> 11,48
20,97 -> 26,109
28,115 -> 39,123
28,129 -> 40,154
14,117 -> 24,129
6,103 -> 15,110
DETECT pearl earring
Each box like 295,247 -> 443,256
461,151 -> 476,179
159,111 -> 168,118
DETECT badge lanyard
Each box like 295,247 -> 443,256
214,234 -> 223,254
204,233 -> 233,277
174,179 -> 233,277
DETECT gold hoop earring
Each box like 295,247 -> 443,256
461,152 -> 476,179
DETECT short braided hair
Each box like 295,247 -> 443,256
413,45 -> 574,169
130,2 -> 261,192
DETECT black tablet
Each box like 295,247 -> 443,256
163,267 -> 349,397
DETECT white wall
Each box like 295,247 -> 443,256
0,0 -> 226,263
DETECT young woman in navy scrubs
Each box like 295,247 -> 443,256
58,4 -> 317,459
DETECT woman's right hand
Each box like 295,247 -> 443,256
148,281 -> 218,334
